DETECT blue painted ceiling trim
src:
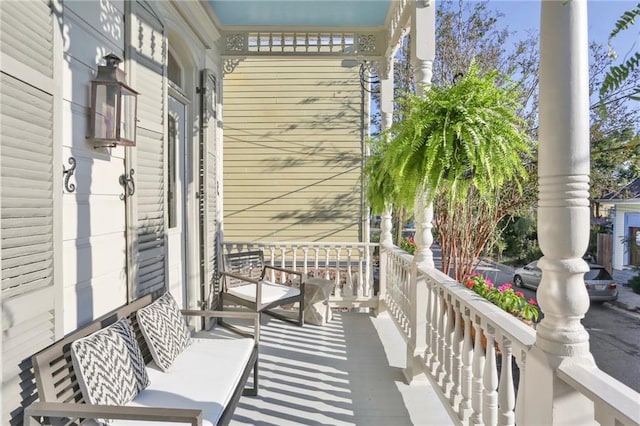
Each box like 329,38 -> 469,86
209,1 -> 392,28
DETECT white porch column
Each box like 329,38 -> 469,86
379,61 -> 394,249
377,60 -> 395,315
401,0 -> 434,385
522,1 -> 596,424
411,0 -> 435,270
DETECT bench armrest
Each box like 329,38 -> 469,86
24,401 -> 202,425
181,309 -> 260,343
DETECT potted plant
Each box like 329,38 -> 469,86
365,62 -> 533,280
464,273 -> 539,324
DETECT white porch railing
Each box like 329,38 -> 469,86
222,241 -> 380,310
220,240 -> 639,425
379,245 -> 640,426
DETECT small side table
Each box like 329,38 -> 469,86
304,277 -> 334,325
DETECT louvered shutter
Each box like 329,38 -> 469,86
200,70 -> 219,308
132,1 -> 167,297
0,2 -> 56,423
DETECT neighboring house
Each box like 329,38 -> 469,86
596,177 -> 640,269
223,58 -> 366,242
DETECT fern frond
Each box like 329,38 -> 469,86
609,3 -> 640,39
600,51 -> 640,96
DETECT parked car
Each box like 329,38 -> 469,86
513,261 -> 618,302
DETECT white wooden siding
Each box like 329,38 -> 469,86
223,59 -> 364,242
1,2 -> 56,422
61,0 -> 128,331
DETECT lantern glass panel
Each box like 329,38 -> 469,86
93,83 -> 119,140
120,88 -> 137,143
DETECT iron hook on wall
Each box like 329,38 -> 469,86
119,168 -> 135,200
62,157 -> 77,193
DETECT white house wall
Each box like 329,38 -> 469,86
61,0 -> 129,332
613,204 -> 640,269
0,0 -> 224,423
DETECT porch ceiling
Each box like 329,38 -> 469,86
206,0 -> 401,60
208,0 -> 392,29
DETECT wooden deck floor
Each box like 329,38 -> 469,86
230,311 -> 453,425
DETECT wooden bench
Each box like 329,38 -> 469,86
24,292 -> 259,426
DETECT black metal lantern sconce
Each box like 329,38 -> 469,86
88,53 -> 138,148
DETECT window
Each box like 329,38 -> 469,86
168,50 -> 182,88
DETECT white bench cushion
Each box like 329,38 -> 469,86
114,335 -> 254,426
227,281 -> 300,305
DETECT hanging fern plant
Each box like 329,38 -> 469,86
367,62 -> 532,212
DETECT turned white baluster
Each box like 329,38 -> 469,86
514,350 -> 527,425
436,289 -> 447,383
429,283 -> 440,374
471,319 -> 485,425
302,247 -> 309,276
459,308 -> 473,421
482,326 -> 498,426
280,246 -> 286,283
450,301 -> 463,407
324,248 -> 331,281
498,338 -> 515,426
424,279 -> 434,366
269,248 -> 276,282
313,247 -> 320,277
346,247 -> 354,297
333,247 -> 342,296
292,246 -> 298,273
442,296 -> 455,394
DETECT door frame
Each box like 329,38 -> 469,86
168,88 -> 190,302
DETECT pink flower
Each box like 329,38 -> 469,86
515,291 -> 525,298
498,283 -> 512,292
528,298 -> 537,306
487,283 -> 494,290
485,277 -> 494,285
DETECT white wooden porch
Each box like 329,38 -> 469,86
231,311 -> 452,426
222,241 -> 640,425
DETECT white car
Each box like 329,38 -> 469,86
513,261 -> 618,302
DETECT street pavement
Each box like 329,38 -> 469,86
610,271 -> 640,313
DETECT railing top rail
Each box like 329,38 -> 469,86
223,241 -> 379,248
558,363 -> 640,426
418,264 -> 537,349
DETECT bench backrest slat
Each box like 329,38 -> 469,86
32,293 -> 158,405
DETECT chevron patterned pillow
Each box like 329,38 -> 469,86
70,317 -> 150,424
137,292 -> 192,371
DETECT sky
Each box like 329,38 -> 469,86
488,0 -> 639,61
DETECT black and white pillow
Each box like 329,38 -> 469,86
70,317 -> 150,424
136,292 -> 192,371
